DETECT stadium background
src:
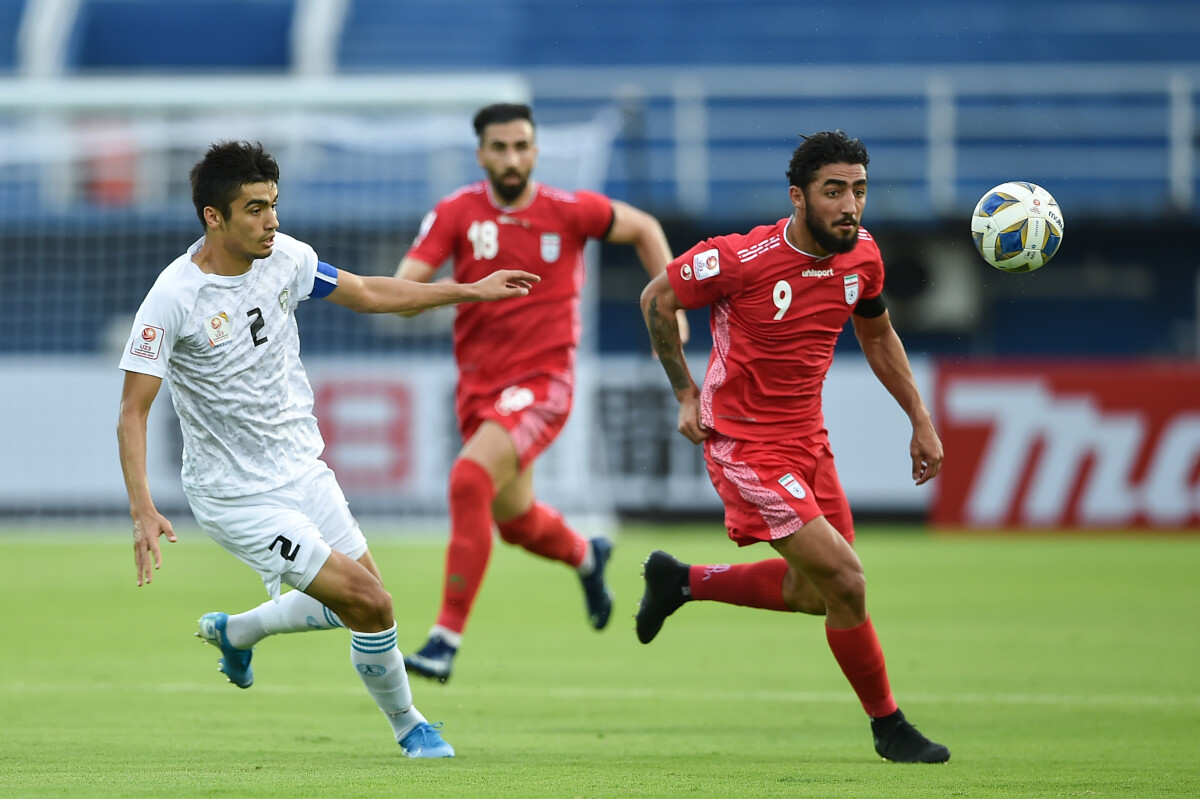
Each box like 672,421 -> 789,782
1,0 -> 1198,531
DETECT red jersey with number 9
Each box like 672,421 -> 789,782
667,217 -> 885,442
407,180 -> 614,394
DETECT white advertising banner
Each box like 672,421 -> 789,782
0,355 -> 934,518
0,357 -> 185,508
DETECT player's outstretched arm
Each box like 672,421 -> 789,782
641,272 -> 708,444
851,310 -> 943,484
390,256 -> 439,317
326,268 -> 540,314
609,200 -> 690,345
117,370 -> 177,586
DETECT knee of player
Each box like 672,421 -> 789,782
496,522 -> 520,545
355,583 -> 394,626
495,514 -> 530,545
781,577 -> 827,616
825,565 -> 866,606
448,458 -> 493,504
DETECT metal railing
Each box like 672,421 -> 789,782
528,64 -> 1200,222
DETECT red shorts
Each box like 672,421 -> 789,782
703,431 -> 854,547
457,373 -> 574,472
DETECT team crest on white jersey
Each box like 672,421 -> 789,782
541,233 -> 561,263
694,248 -> 721,281
778,473 -> 807,499
207,312 -> 232,347
278,289 -> 290,313
843,274 -> 860,305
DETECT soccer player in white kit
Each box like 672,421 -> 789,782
116,141 -> 538,758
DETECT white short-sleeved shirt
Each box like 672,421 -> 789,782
119,232 -> 337,498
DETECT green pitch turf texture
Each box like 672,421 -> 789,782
1,524 -> 1197,798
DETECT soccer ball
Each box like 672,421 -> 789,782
970,181 -> 1064,272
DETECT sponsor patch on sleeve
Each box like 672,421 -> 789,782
129,324 -> 165,360
693,248 -> 721,281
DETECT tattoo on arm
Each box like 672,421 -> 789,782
647,296 -> 692,391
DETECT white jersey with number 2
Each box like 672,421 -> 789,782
119,232 -> 337,498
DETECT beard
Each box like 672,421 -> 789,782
805,209 -> 860,255
490,171 -> 528,204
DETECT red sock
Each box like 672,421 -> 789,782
688,559 -> 790,611
496,502 -> 587,567
435,458 -> 496,634
825,616 -> 898,717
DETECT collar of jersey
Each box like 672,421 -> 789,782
782,217 -> 834,261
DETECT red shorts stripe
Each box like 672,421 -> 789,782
704,432 -> 854,546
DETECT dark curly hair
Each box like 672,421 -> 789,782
786,131 -> 869,189
473,103 -> 536,140
189,141 -> 279,229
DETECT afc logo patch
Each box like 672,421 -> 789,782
130,325 -> 164,360
693,248 -> 721,281
207,311 -> 232,347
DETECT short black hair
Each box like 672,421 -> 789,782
473,103 -> 535,140
189,140 -> 280,229
786,131 -> 869,189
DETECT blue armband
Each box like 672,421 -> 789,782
311,261 -> 338,299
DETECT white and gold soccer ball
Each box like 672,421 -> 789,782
970,181 -> 1064,272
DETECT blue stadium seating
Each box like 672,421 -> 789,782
1,0 -> 1196,359
0,0 -> 27,73
68,0 -> 294,71
337,0 -> 1200,70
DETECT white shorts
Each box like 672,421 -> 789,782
186,460 -> 369,600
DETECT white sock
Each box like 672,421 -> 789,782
225,590 -> 344,649
429,625 -> 462,649
577,540 -> 596,576
351,624 -> 426,742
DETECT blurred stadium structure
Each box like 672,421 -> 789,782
1,0 -> 1198,529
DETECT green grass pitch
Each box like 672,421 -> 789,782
1,523 -> 1198,798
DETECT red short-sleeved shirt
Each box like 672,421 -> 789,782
668,216 -> 885,441
407,180 -> 614,395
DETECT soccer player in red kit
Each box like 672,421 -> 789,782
637,131 -> 950,763
393,103 -> 679,682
